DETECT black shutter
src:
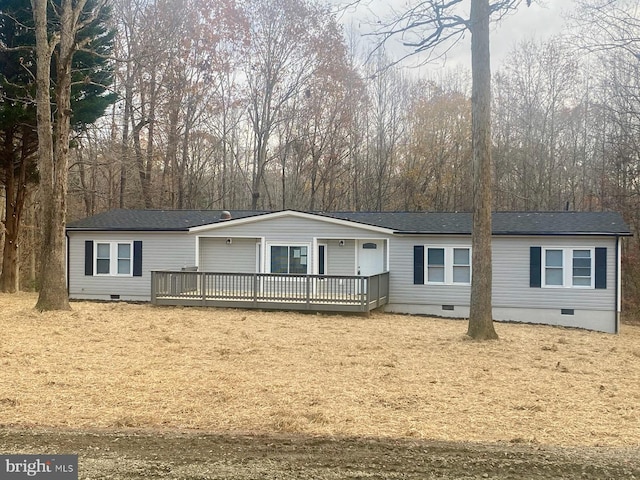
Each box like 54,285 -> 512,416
84,241 -> 94,276
595,247 -> 607,289
530,246 -> 542,288
133,241 -> 143,277
414,246 -> 424,285
318,245 -> 325,275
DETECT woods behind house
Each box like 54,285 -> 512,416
2,0 -> 640,316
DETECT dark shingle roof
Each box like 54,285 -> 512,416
66,209 -> 631,236
66,209 -> 268,231
330,211 -> 631,236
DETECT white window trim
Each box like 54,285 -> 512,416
94,241 -> 134,277
425,246 -> 472,286
542,247 -> 595,289
266,243 -> 311,275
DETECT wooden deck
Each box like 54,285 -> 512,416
150,271 -> 389,313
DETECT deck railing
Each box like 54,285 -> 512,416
150,270 -> 389,313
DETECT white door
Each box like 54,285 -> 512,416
357,240 -> 384,276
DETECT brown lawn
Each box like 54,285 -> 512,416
0,292 -> 638,447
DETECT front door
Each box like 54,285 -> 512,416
357,240 -> 385,276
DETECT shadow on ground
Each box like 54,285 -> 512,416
1,429 -> 638,479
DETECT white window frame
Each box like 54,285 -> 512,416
425,246 -> 472,286
94,241 -> 134,277
266,243 -> 310,275
542,247 -> 595,289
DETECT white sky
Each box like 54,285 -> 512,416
338,0 -> 578,74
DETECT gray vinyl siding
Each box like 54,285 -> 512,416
196,216 -> 387,241
387,234 -> 617,313
68,231 -> 195,301
388,236 -> 473,306
195,217 -> 387,276
199,237 -> 256,273
492,236 -> 616,311
325,239 -> 356,276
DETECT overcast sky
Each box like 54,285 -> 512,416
339,0 -> 578,74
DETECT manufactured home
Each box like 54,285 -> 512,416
66,209 -> 631,333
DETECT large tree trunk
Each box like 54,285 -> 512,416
467,0 -> 498,340
32,0 -> 79,311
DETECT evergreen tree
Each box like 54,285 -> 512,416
0,0 -> 116,292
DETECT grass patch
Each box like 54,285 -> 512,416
0,292 -> 639,447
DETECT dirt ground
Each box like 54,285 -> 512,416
1,429 -> 639,479
1,293 -> 640,478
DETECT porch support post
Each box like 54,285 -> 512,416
201,272 -> 206,306
306,275 -> 311,309
151,271 -> 157,304
361,276 -> 367,312
253,273 -> 259,307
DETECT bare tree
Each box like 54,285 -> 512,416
401,79 -> 472,211
32,0 -> 110,311
245,0 -> 342,210
493,39 -> 580,211
571,0 -> 640,58
367,0 -> 533,339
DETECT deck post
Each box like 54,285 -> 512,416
201,272 -> 206,306
372,275 -> 379,308
151,271 -> 157,304
306,275 -> 311,309
253,273 -> 258,307
361,277 -> 368,312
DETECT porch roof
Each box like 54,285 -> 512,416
66,209 -> 631,236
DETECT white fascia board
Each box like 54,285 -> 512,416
188,210 -> 395,235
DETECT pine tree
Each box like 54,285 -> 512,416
0,0 -> 116,294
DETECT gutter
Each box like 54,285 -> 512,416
394,231 -> 632,237
616,235 -> 621,334
66,231 -> 70,293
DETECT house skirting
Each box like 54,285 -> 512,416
384,303 -> 617,334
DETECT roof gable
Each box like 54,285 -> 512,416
188,210 -> 395,234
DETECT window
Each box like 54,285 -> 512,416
572,250 -> 592,286
544,249 -> 563,286
270,245 -> 308,274
427,248 -> 445,283
117,243 -> 131,275
96,243 -> 111,274
543,248 -> 594,288
531,246 -> 605,290
453,248 -> 471,283
94,242 -> 133,276
424,246 -> 471,285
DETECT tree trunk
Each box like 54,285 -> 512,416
32,0 -> 77,311
120,65 -> 133,209
1,181 -> 19,293
467,0 -> 498,340
0,132 -> 29,293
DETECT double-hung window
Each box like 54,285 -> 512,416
452,248 -> 471,283
543,248 -> 594,288
424,246 -> 471,285
95,242 -> 133,276
427,248 -> 445,283
270,245 -> 308,274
